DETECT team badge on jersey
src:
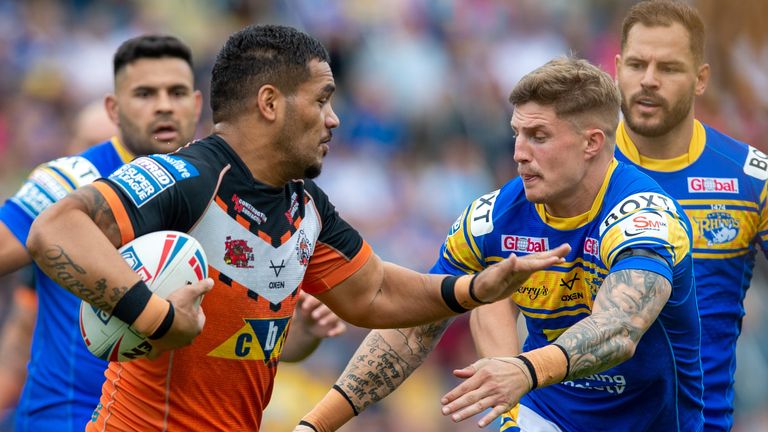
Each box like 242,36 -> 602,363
224,236 -> 255,268
694,212 -> 739,245
208,317 -> 290,363
295,229 -> 313,267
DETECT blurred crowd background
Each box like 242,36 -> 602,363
0,0 -> 766,431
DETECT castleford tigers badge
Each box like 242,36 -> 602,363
295,229 -> 312,267
224,236 -> 255,268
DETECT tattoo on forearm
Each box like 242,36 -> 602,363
70,186 -> 121,245
336,319 -> 451,413
41,245 -> 114,311
556,269 -> 670,379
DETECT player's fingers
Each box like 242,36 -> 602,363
478,404 -> 511,428
443,391 -> 494,422
451,365 -> 477,379
441,370 -> 480,404
184,278 -> 214,298
326,321 -> 347,337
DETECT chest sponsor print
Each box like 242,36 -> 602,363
687,177 -> 739,193
502,235 -> 549,253
208,317 -> 290,363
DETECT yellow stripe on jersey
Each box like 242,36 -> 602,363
693,250 -> 751,259
444,208 -> 485,272
39,167 -> 76,193
678,199 -> 759,208
543,327 -> 570,341
758,182 -> 768,233
111,136 -> 135,164
500,405 -> 521,432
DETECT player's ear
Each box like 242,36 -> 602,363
193,90 -> 203,123
255,84 -> 280,122
104,94 -> 119,127
695,62 -> 710,97
584,128 -> 606,160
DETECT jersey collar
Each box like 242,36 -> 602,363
110,136 -> 135,163
534,158 -> 618,230
616,119 -> 706,172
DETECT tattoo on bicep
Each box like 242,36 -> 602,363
556,269 -> 671,379
337,319 -> 451,412
40,245 -> 116,311
70,187 -> 121,246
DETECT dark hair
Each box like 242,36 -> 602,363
621,0 -> 705,65
210,24 -> 330,123
113,35 -> 193,76
509,57 -> 621,139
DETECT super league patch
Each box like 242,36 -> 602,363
109,157 -> 176,208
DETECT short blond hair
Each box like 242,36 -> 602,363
509,57 -> 620,139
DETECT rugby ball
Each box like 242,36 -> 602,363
79,231 -> 208,362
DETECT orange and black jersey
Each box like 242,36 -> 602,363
87,134 -> 371,432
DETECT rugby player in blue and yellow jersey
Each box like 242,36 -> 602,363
296,57 -> 704,432
614,2 -> 768,430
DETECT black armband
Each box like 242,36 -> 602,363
298,420 -> 319,431
111,280 -> 153,325
467,273 -> 490,304
148,302 -> 175,340
332,384 -> 359,416
552,343 -> 571,378
613,248 -> 668,267
516,354 -> 538,390
440,275 -> 469,314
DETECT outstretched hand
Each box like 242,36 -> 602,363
472,243 -> 570,304
295,292 -> 347,339
147,278 -> 213,359
441,357 -> 532,427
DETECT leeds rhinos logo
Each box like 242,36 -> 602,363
224,236 -> 255,268
208,317 -> 290,363
694,212 -> 739,245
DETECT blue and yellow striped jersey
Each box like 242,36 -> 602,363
431,160 -> 703,431
616,120 -> 768,432
0,137 -> 133,432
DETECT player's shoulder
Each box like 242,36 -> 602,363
458,178 -> 526,238
701,123 -> 768,182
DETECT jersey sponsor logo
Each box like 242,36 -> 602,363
620,210 -> 669,239
469,190 -> 499,236
285,192 -> 300,224
600,192 -> 676,235
687,177 -> 739,193
11,182 -> 56,219
295,229 -> 313,267
224,236 -> 255,268
208,317 -> 290,363
694,211 -> 739,245
561,373 -> 627,394
583,237 -> 599,257
149,154 -> 199,179
744,146 -> 768,180
517,284 -> 549,301
232,193 -> 267,224
109,157 -> 175,207
502,235 -> 549,253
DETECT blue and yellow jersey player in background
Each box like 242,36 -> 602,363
293,57 -> 703,432
614,1 -> 768,430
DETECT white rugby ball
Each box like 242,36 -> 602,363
79,230 -> 208,362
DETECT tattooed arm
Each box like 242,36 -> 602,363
295,319 -> 452,431
555,267 -> 671,379
26,184 -> 212,353
440,264 -> 672,427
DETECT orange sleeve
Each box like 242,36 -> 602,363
92,181 -> 135,245
301,240 -> 373,295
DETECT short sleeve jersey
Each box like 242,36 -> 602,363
615,120 -> 768,431
85,135 -> 372,432
432,160 -> 703,431
0,138 -> 133,432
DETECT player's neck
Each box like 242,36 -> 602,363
544,154 -> 613,218
213,122 -> 291,188
627,115 -> 696,160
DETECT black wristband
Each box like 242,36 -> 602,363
332,384 -> 359,416
111,280 -> 153,326
516,354 -> 538,390
467,273 -> 490,304
148,302 -> 175,340
298,420 -> 318,431
440,275 -> 469,314
552,343 -> 571,378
